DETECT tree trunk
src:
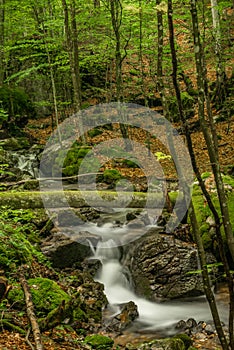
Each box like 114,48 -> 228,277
210,0 -> 227,106
189,202 -> 229,350
109,0 -> 131,151
190,0 -> 234,265
61,0 -> 86,144
0,0 -> 5,85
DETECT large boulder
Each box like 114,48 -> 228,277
122,228 -> 215,300
41,230 -> 100,268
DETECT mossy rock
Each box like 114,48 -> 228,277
8,278 -> 70,315
122,159 -> 140,168
138,338 -> 185,350
103,169 -> 122,184
173,334 -> 193,350
84,334 -> 114,350
88,128 -> 103,138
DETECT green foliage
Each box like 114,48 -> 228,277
0,207 -> 47,270
8,278 -> 70,316
122,159 -> 140,168
155,152 -> 172,161
88,128 -> 103,138
0,105 -> 8,124
0,86 -> 34,121
84,334 -> 114,350
167,92 -> 195,122
0,224 -> 45,269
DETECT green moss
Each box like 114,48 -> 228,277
88,128 -> 103,138
122,159 -> 140,168
173,334 -> 193,350
103,169 -> 122,184
200,223 -> 210,234
8,278 -> 70,316
73,308 -> 88,322
84,334 -> 114,350
0,221 -> 46,270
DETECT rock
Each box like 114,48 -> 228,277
84,334 -> 114,350
206,216 -> 215,227
127,218 -> 146,229
41,231 -> 100,268
122,228 -> 215,300
7,277 -> 70,313
77,281 -> 108,322
57,210 -> 85,226
105,301 -> 139,333
81,258 -> 102,277
136,337 -> 185,350
204,323 -> 215,335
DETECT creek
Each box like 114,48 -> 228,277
89,223 -> 228,335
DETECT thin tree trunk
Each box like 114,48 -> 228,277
109,0 -> 131,150
189,202 -> 229,350
0,0 -> 5,85
20,272 -> 44,350
61,0 -> 86,144
210,0 -> 227,105
190,0 -> 234,265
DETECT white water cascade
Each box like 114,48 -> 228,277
92,230 -> 228,333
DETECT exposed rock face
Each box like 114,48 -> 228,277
41,231 -> 100,268
122,228 -> 210,300
105,301 -> 139,333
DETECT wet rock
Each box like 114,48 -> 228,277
77,281 -> 108,323
105,301 -> 139,333
41,231 -> 100,268
122,228 -> 217,300
204,323 -> 215,335
133,337 -> 185,350
81,258 -> 102,277
57,210 -> 85,226
127,218 -> 145,229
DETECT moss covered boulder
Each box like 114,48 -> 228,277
8,277 -> 70,315
84,334 -> 114,349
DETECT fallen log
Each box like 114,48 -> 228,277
0,190 -> 178,209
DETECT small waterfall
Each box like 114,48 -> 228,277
12,150 -> 39,178
92,228 -> 228,332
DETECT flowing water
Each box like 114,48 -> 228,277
91,225 -> 228,334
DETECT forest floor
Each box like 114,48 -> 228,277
26,112 -> 234,182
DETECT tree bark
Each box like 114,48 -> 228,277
109,0 -> 131,150
210,0 -> 227,106
0,0 -> 5,85
190,0 -> 234,265
189,202 -> 229,350
61,0 -> 86,144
